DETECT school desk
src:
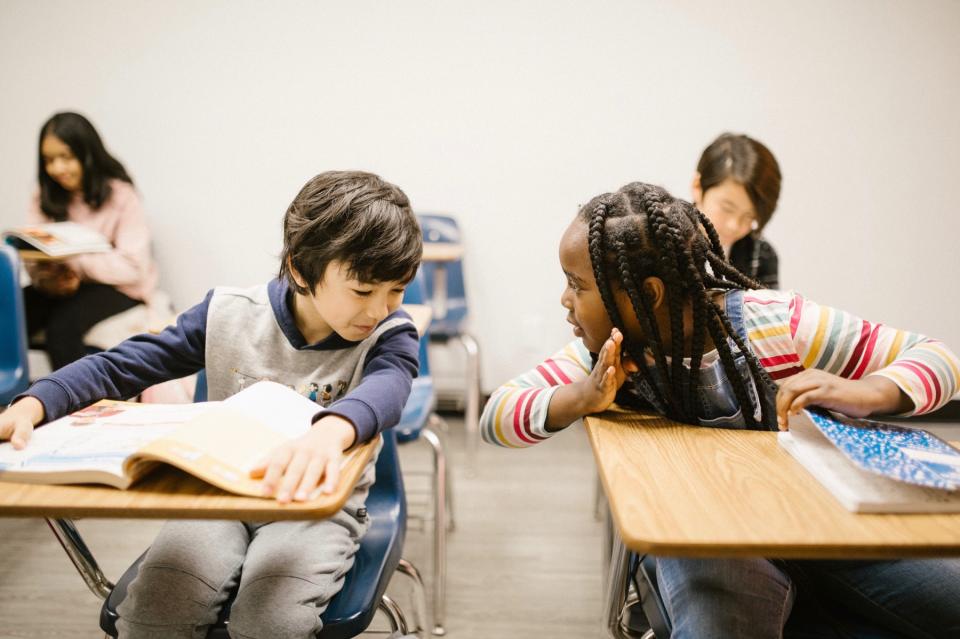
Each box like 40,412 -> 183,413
584,410 -> 960,638
0,303 -> 431,599
420,242 -> 463,320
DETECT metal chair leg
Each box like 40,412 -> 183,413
457,333 -> 481,475
420,426 -> 448,636
45,518 -> 114,600
428,414 -> 455,532
379,594 -> 410,634
603,511 -> 635,639
397,558 -> 429,638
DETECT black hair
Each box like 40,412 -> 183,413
38,112 -> 133,221
697,132 -> 781,231
279,170 -> 423,293
580,182 -> 778,430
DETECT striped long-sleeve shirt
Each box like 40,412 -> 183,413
481,289 -> 960,448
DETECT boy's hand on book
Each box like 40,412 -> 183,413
249,415 -> 357,504
776,369 -> 914,430
0,397 -> 45,449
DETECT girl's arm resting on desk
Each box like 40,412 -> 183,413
480,329 -> 634,448
763,292 -> 960,423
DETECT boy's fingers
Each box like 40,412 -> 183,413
9,420 -> 32,450
276,451 -> 311,503
260,448 -> 293,496
294,457 -> 328,501
321,457 -> 341,494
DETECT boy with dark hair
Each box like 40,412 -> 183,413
0,170 -> 423,638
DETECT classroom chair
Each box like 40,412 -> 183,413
417,213 -> 482,469
399,271 -> 454,636
0,244 -> 31,405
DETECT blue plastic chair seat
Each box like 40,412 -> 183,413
0,369 -> 29,405
395,376 -> 435,444
0,245 -> 30,405
99,430 -> 406,639
423,305 -> 468,339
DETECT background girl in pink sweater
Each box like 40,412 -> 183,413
24,111 -> 158,369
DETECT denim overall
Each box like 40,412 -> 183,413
623,289 -> 776,430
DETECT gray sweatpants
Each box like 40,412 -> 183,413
116,459 -> 375,639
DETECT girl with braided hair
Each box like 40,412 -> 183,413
480,181 -> 960,638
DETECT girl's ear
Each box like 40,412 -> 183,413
691,172 -> 703,206
642,277 -> 666,310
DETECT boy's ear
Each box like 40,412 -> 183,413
642,277 -> 666,310
691,172 -> 703,207
287,258 -> 308,290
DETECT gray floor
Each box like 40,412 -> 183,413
0,414 -> 606,638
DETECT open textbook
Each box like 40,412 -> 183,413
780,409 -> 960,513
0,381 -> 360,498
3,221 -> 112,258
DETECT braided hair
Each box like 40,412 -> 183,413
579,182 -> 778,430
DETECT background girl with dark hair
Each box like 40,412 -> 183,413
692,132 -> 782,288
24,111 -> 158,369
481,181 -> 960,638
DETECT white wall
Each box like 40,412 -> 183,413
2,0 -> 958,391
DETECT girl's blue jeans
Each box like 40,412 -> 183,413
656,556 -> 960,638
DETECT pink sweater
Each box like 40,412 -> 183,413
28,180 -> 158,301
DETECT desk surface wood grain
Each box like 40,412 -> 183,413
585,411 -> 960,558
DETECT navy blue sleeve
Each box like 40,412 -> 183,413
20,290 -> 213,422
316,312 -> 420,444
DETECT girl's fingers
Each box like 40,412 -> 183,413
779,389 -> 823,430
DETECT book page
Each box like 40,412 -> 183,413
0,402 -> 202,485
4,222 -> 111,257
131,381 -> 337,497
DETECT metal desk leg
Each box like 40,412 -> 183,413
45,518 -> 114,600
603,509 -> 645,639
431,265 -> 448,320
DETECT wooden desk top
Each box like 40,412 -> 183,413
403,303 -> 431,334
585,411 -> 960,559
0,306 -> 429,521
0,437 -> 376,521
421,243 -> 463,262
